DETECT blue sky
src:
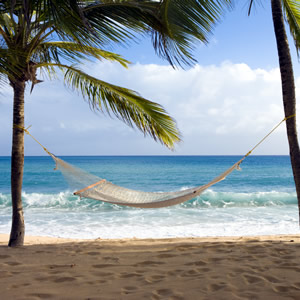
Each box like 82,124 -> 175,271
1,1 -> 299,156
113,1 -> 299,71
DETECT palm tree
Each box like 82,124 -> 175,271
1,0 -> 231,247
248,0 -> 300,223
270,0 -> 300,224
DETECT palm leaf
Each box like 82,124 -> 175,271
32,0 -> 89,42
37,41 -> 130,67
38,63 -> 180,149
82,0 -> 159,44
155,0 -> 233,66
282,0 -> 300,55
82,0 -> 232,67
0,12 -> 15,43
1,0 -> 92,45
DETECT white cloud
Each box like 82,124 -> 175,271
1,61 -> 299,155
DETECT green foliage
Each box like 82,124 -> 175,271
282,0 -> 300,55
156,0 -> 233,66
38,42 -> 131,66
0,0 -> 232,148
63,64 -> 180,148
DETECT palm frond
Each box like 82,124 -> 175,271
0,48 -> 25,78
32,0 -> 90,43
282,0 -> 300,55
38,41 -> 130,67
0,0 -> 92,46
2,1 -> 233,67
82,0 -> 232,67
36,63 -> 58,81
157,0 -> 233,67
247,0 -> 264,15
82,1 -> 158,45
0,12 -> 15,43
38,63 -> 180,149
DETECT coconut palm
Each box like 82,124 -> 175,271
1,0 -> 231,247
271,0 -> 300,224
248,0 -> 300,223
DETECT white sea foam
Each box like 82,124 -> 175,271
0,189 -> 297,209
0,190 -> 299,239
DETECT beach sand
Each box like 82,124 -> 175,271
0,234 -> 300,299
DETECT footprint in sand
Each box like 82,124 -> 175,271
207,257 -> 224,263
208,282 -> 227,292
167,269 -> 184,276
34,276 -> 50,282
135,269 -> 147,274
86,279 -> 108,285
122,286 -> 138,294
4,261 -> 22,266
11,271 -> 21,275
134,260 -> 165,267
243,274 -> 264,284
103,256 -> 119,262
28,293 -> 54,299
11,283 -> 31,288
249,266 -> 267,273
198,268 -> 211,274
282,255 -> 297,259
185,260 -> 207,266
156,253 -> 177,259
144,274 -> 166,283
48,264 -> 76,269
119,272 -> 143,279
169,296 -> 184,300
93,271 -> 115,279
53,276 -> 76,283
92,264 -> 116,268
86,251 -> 101,256
175,245 -> 199,252
152,288 -> 179,299
272,285 -> 293,293
263,275 -> 281,284
293,282 -> 300,288
180,269 -> 200,277
153,288 -> 172,296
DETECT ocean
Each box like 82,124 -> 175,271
0,155 -> 299,239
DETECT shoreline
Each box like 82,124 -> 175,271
1,232 -> 300,244
1,233 -> 300,299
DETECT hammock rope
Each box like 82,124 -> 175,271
243,114 -> 295,157
14,115 -> 294,208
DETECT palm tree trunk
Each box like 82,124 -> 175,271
271,0 -> 300,225
8,79 -> 26,247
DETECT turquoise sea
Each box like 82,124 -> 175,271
0,155 -> 299,239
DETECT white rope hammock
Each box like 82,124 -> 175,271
16,115 -> 293,208
52,154 -> 244,208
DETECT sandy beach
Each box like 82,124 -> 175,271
0,234 -> 300,299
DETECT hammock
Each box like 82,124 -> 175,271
16,116 -> 292,208
51,153 -> 244,208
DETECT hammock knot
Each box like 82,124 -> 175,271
285,114 -> 296,121
13,124 -> 32,135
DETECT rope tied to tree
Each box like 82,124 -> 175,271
243,114 -> 296,158
13,124 -> 53,157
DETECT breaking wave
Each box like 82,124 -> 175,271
0,189 -> 297,211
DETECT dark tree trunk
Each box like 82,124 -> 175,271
271,0 -> 300,225
8,79 -> 26,247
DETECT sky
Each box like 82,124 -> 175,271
1,1 -> 300,156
